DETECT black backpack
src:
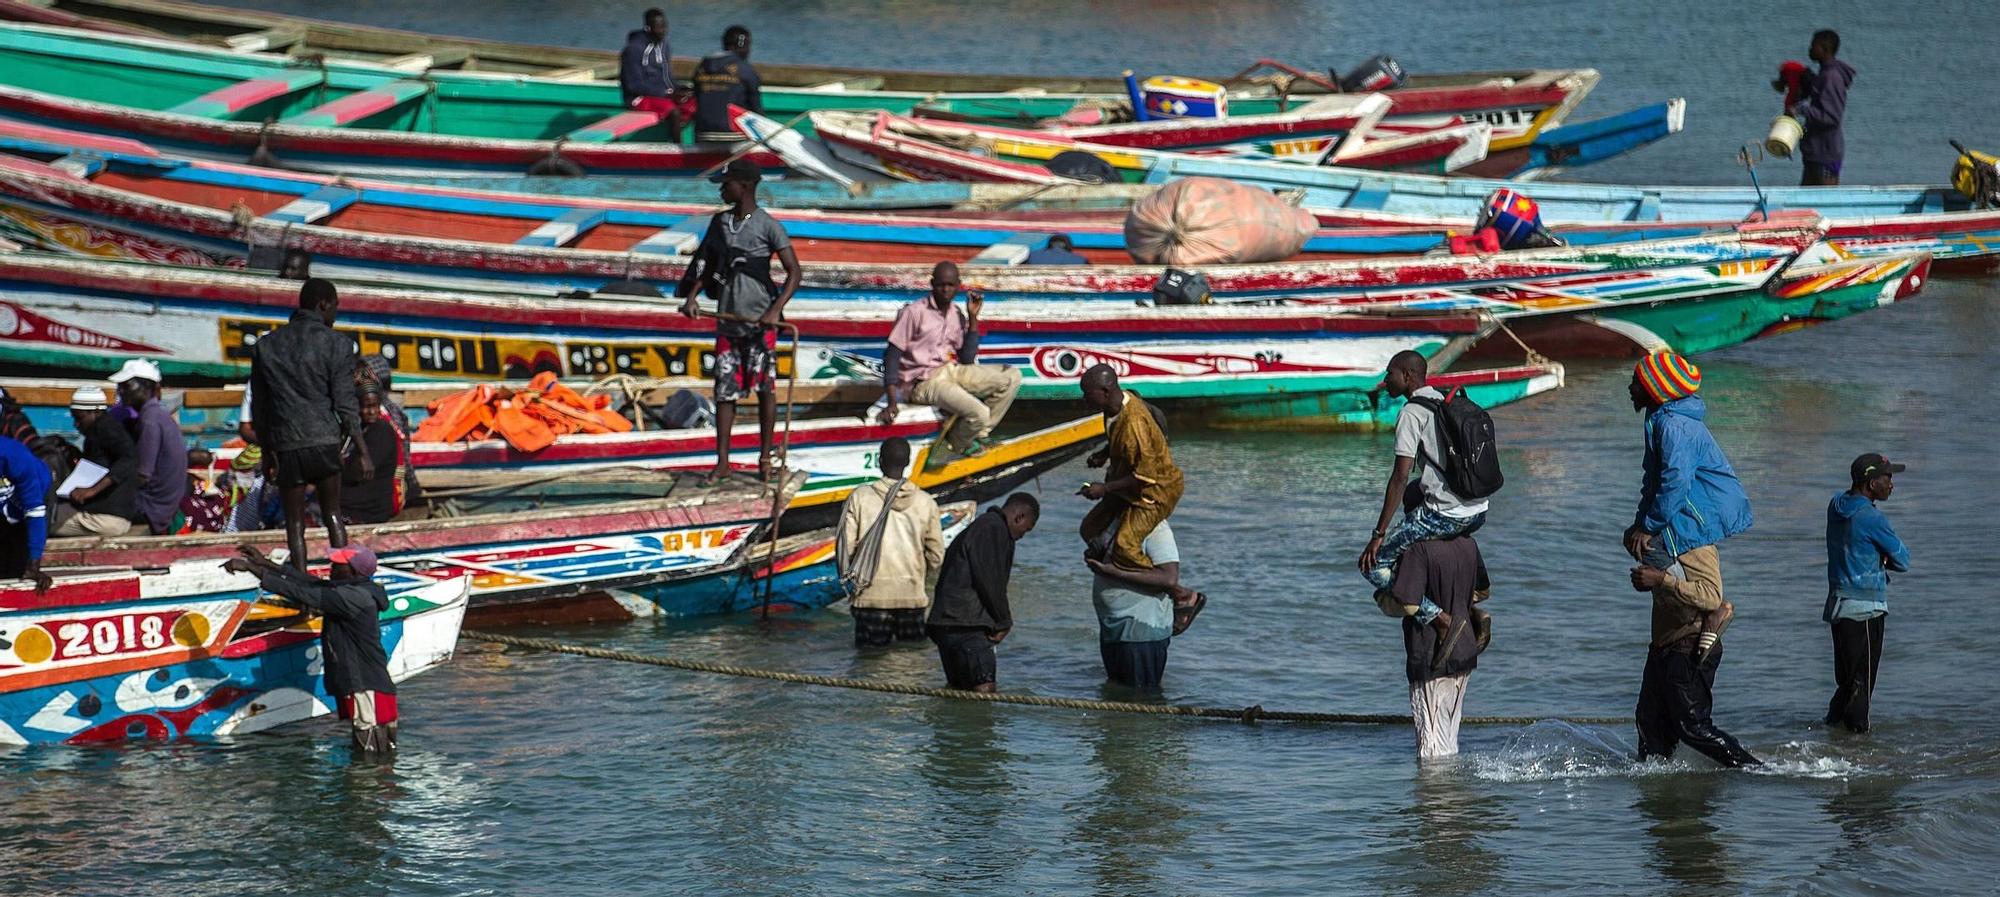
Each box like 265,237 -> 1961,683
1408,388 -> 1503,499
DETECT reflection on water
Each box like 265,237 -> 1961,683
1068,713 -> 1192,897
914,701 -> 1023,889
1371,761 -> 1511,895
1634,773 -> 1737,896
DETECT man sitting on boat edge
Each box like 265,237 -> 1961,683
879,261 -> 1021,472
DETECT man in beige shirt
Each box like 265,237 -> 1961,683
879,261 -> 1021,471
837,437 -> 944,647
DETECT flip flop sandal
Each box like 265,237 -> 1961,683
1172,591 -> 1208,637
1472,609 -> 1493,654
1430,615 -> 1470,674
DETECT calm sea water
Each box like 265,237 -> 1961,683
7,2 -> 2000,894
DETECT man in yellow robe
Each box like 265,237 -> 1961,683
1078,364 -> 1184,569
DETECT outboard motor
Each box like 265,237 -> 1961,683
1337,56 -> 1406,93
1952,140 -> 2000,209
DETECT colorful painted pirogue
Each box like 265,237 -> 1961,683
0,251 -> 1556,428
800,103 -> 1681,181
0,4 -> 1606,166
0,22 -> 1590,179
0,141 -> 1833,303
0,568 -> 466,745
41,475 -> 794,615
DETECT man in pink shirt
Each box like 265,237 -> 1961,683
880,261 -> 1021,471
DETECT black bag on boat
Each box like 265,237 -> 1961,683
1408,387 -> 1504,499
1151,268 -> 1211,306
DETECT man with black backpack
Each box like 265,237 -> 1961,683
836,437 -> 944,648
1359,351 -> 1500,640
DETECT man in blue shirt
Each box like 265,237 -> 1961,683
618,8 -> 684,140
1087,520 -> 1205,690
1024,235 -> 1088,265
1823,453 -> 1910,733
0,435 -> 52,593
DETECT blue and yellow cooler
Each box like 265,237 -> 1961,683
1139,76 -> 1228,119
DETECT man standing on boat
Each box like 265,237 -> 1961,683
52,387 -> 137,539
227,543 -> 397,754
691,25 -> 762,141
880,261 -> 1020,472
1789,29 -> 1854,186
926,493 -> 1039,692
619,8 -> 685,140
677,158 -> 801,483
252,279 -> 367,571
838,436 -> 944,648
1624,351 -> 1760,768
0,434 -> 52,593
111,359 -> 187,537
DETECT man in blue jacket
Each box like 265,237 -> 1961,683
1791,29 -> 1855,186
618,8 -> 685,140
1823,453 -> 1909,733
0,435 -> 52,593
1624,351 -> 1760,768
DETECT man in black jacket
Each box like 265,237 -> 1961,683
53,387 -> 137,538
227,542 -> 396,753
691,25 -> 762,140
925,493 -> 1039,692
251,278 -> 368,570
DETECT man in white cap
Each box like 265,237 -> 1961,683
53,386 -> 137,538
110,359 -> 186,536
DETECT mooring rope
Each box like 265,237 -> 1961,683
462,631 -> 1626,727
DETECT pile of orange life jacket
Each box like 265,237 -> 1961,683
412,372 -> 632,452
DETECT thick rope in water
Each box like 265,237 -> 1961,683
462,632 -> 1626,727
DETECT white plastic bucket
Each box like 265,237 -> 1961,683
1766,114 -> 1803,158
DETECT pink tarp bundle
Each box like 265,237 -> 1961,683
1123,177 -> 1319,265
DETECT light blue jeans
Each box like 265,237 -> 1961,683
1366,506 -> 1485,624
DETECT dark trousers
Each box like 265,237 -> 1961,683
0,519 -> 25,579
1801,161 -> 1841,186
1827,615 -> 1885,732
1099,639 -> 1169,690
1636,646 -> 1760,768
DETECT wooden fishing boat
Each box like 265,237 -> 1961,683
806,109 -> 1494,182
410,415 -> 1107,531
0,142 -> 1832,305
0,0 -> 1602,159
41,472 -> 796,621
0,569 -> 466,744
0,22 -> 1585,180
631,501 -> 975,618
0,251 -> 1559,428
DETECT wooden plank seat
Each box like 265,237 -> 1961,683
279,79 -> 430,128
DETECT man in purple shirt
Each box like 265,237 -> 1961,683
1790,29 -> 1855,186
110,359 -> 187,535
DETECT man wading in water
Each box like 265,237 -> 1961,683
1823,453 -> 1910,733
1624,352 -> 1760,768
677,157 -> 801,484
1078,364 -> 1202,632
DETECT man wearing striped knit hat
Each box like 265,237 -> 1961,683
1623,351 -> 1761,768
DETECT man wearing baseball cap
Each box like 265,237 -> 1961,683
53,386 -> 137,538
109,358 -> 187,536
1623,351 -> 1761,768
675,156 -> 800,484
226,541 -> 397,753
1823,453 -> 1910,733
